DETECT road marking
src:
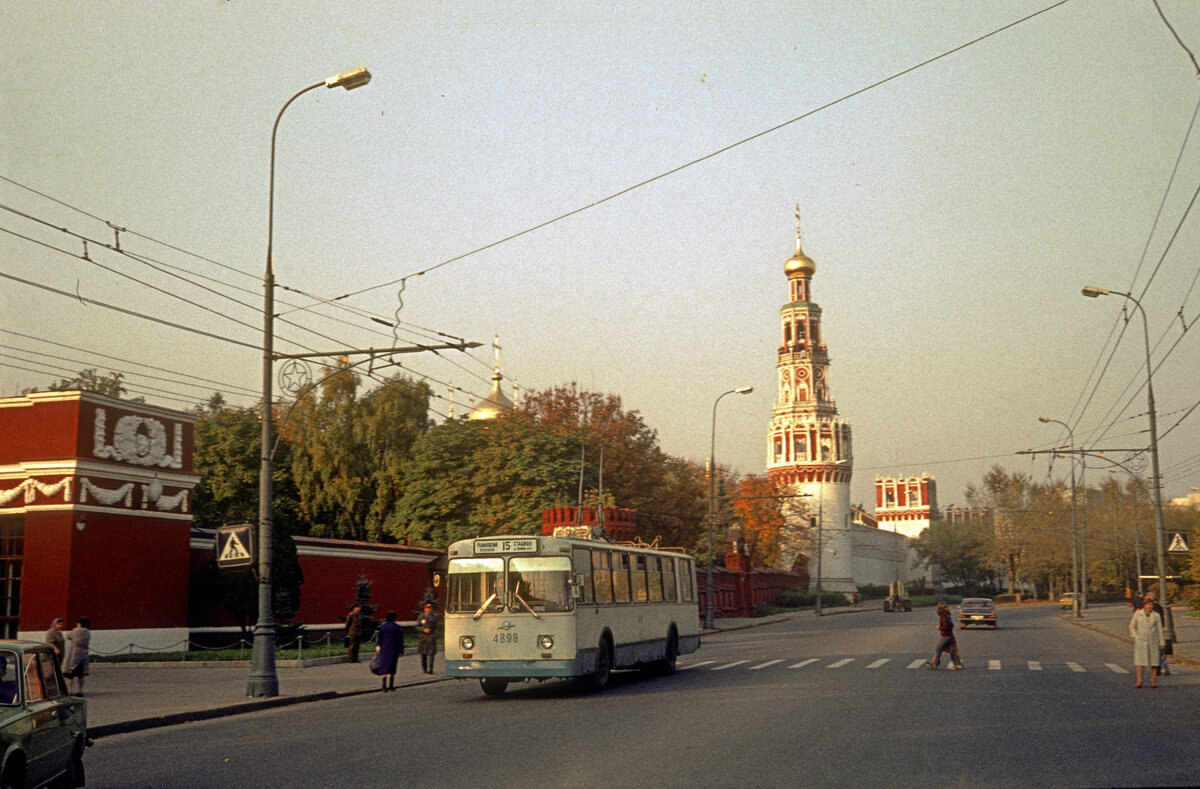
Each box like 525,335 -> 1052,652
788,658 -> 819,669
750,660 -> 784,670
866,659 -> 891,669
679,660 -> 714,671
1066,662 -> 1086,673
988,660 -> 1002,671
712,660 -> 749,671
907,659 -> 929,669
1028,661 -> 1042,671
1105,663 -> 1129,674
826,658 -> 854,669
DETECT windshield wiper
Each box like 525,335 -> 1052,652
473,592 -> 498,621
511,591 -> 541,619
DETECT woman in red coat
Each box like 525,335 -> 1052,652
926,602 -> 963,670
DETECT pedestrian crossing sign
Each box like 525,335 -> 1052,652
216,524 -> 255,568
1167,532 -> 1190,554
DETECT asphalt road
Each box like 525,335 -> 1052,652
85,605 -> 1199,788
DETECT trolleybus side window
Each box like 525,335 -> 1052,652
647,556 -> 664,603
631,554 -> 649,602
572,549 -> 594,604
613,552 -> 632,603
662,557 -> 677,602
679,560 -> 695,602
593,550 -> 614,604
446,557 -> 505,615
508,556 -> 573,612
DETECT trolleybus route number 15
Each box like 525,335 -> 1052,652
474,537 -> 538,554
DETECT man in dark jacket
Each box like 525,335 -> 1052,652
416,601 -> 440,675
345,604 -> 363,663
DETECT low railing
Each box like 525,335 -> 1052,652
87,631 -> 379,662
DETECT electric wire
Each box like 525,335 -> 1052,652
328,0 -> 1073,305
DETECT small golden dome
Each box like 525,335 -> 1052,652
785,244 -> 815,276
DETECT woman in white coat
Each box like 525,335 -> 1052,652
1129,597 -> 1164,688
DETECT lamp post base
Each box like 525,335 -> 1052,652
246,626 -> 279,698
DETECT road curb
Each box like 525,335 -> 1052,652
1065,616 -> 1200,670
88,677 -> 450,739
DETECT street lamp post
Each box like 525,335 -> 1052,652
1082,285 -> 1176,646
703,386 -> 753,631
248,67 -> 372,699
1039,417 -> 1081,618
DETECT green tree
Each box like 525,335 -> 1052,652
390,413 -> 580,546
190,399 -> 304,629
287,363 -> 431,540
911,516 -> 989,589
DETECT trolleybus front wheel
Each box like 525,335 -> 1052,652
586,637 -> 612,692
480,678 -> 509,696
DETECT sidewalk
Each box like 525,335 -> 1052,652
1064,602 -> 1200,669
83,603 -> 1197,739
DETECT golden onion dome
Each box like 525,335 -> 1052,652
785,243 -> 816,276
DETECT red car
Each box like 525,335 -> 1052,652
957,598 -> 997,629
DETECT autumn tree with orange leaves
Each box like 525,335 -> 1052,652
732,474 -> 810,569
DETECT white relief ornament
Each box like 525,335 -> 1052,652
80,478 -> 134,507
92,409 -> 183,468
0,477 -> 73,507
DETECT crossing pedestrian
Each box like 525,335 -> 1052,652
1130,595 -> 1165,688
926,602 -> 963,670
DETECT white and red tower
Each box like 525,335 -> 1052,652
766,210 -> 855,592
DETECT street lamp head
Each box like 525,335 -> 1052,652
1038,416 -> 1052,423
1081,286 -> 1109,299
735,386 -> 753,395
326,67 -> 372,90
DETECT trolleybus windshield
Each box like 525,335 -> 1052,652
448,555 -> 573,617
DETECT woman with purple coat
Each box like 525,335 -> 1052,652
374,611 -> 405,692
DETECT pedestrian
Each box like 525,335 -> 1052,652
61,616 -> 91,696
1129,595 -> 1164,688
925,602 -> 963,670
1146,594 -> 1172,676
416,600 -> 439,675
44,617 -> 65,659
1131,591 -> 1144,611
344,604 -> 363,663
373,611 -> 405,692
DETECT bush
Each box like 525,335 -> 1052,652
765,588 -> 810,609
856,584 -> 888,600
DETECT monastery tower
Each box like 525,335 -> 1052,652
766,211 -> 855,592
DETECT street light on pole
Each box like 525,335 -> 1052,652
1038,416 -> 1081,618
704,386 -> 753,631
248,66 -> 372,699
1081,285 -> 1176,646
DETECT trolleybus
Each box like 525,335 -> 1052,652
444,532 -> 700,695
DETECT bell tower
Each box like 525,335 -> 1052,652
766,208 -> 855,592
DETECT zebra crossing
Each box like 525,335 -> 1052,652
678,657 -> 1132,674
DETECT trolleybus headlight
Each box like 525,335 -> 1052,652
460,636 -> 475,650
538,635 -> 554,650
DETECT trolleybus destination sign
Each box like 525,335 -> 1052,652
474,537 -> 538,554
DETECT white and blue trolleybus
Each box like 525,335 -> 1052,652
444,532 -> 700,695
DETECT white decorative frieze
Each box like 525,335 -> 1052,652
0,477 -> 74,507
92,408 -> 183,469
80,477 -> 134,507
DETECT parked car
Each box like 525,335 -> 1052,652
1059,592 -> 1081,610
0,641 -> 87,788
957,598 -> 997,629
